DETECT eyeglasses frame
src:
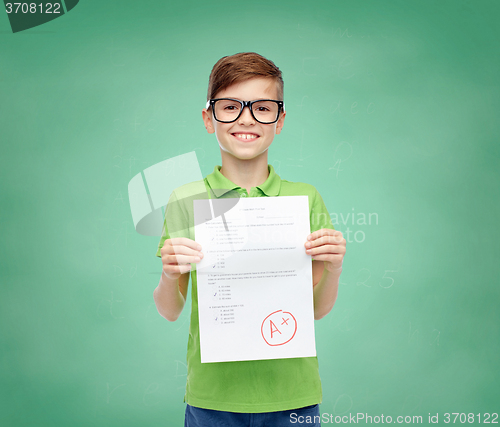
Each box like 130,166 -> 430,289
206,98 -> 285,124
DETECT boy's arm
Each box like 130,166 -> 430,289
312,261 -> 341,320
307,189 -> 343,320
153,272 -> 190,322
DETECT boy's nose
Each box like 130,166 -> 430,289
238,106 -> 255,125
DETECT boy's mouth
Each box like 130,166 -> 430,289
232,133 -> 259,141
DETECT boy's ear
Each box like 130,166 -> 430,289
202,109 -> 215,134
275,111 -> 286,135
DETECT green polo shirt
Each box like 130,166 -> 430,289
156,164 -> 335,413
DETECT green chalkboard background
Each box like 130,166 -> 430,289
1,0 -> 499,425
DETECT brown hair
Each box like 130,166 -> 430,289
207,52 -> 284,101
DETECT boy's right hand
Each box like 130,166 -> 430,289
160,238 -> 204,281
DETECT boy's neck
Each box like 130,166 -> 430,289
219,153 -> 270,193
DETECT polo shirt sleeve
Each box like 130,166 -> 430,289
310,187 -> 335,234
155,190 -> 190,258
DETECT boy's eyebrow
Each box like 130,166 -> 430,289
218,97 -> 278,101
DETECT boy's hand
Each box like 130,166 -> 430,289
304,229 -> 346,273
161,238 -> 204,281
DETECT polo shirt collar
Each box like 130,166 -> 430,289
206,164 -> 281,198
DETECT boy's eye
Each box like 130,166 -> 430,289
253,101 -> 277,114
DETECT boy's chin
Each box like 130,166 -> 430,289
221,150 -> 270,163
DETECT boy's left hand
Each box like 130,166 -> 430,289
304,229 -> 346,273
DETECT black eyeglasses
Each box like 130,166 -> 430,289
206,98 -> 285,124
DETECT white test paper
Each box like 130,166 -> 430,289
194,195 -> 316,363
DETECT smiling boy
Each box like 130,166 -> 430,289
154,52 -> 346,427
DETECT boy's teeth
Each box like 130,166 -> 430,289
234,133 -> 257,140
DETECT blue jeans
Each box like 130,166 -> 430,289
184,403 -> 321,427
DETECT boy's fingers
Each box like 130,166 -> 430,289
306,244 -> 346,255
307,229 -> 336,241
169,237 -> 203,251
169,248 -> 204,262
166,253 -> 200,264
170,244 -> 198,256
162,238 -> 204,262
305,231 -> 345,247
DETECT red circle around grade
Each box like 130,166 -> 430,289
261,310 -> 297,346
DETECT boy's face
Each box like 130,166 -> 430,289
202,77 -> 286,163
